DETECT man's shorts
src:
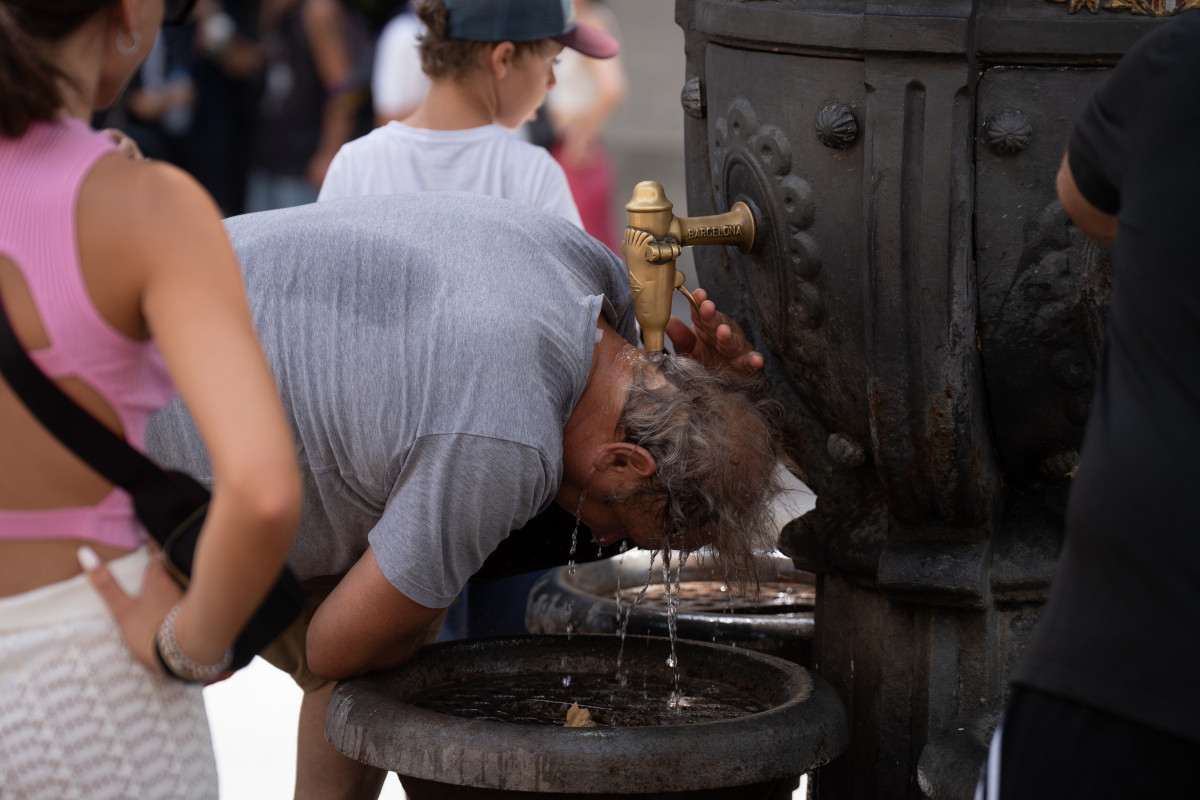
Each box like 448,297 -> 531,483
257,575 -> 343,694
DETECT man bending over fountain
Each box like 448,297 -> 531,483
96,192 -> 786,799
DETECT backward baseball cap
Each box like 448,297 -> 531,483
443,0 -> 620,59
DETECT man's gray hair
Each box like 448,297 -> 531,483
611,355 -> 787,586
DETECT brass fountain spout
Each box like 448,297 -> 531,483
621,181 -> 755,352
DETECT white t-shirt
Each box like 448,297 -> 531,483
318,123 -> 583,227
371,11 -> 429,119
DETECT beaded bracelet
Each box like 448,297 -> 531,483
154,603 -> 233,683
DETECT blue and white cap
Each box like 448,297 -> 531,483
443,0 -> 620,59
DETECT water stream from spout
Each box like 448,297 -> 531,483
567,484 -> 587,579
663,547 -> 691,712
562,484 -> 591,642
615,548 -> 657,688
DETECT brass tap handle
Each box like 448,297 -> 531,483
622,181 -> 757,353
645,240 -> 684,263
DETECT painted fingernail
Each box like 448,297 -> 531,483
77,546 -> 101,571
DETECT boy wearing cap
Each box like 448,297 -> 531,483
318,0 -> 619,227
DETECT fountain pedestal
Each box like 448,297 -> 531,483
672,1 -> 1175,796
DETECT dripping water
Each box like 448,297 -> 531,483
663,547 -> 692,712
615,546 -> 656,688
561,483 -> 591,646
567,483 -> 588,578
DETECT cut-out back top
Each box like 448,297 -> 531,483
0,118 -> 176,548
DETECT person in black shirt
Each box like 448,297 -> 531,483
977,11 -> 1200,799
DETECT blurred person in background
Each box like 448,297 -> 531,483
370,0 -> 429,125
317,0 -> 617,226
0,1 -> 301,798
183,0 -> 263,215
244,0 -> 367,211
120,24 -> 198,167
545,0 -> 626,252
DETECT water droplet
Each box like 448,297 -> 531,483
665,655 -> 676,668
566,482 -> 588,580
563,675 -> 572,687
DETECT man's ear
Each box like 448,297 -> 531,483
594,443 -> 657,479
488,41 -> 517,79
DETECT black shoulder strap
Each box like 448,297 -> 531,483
0,292 -> 207,540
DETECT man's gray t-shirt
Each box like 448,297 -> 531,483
148,193 -> 635,609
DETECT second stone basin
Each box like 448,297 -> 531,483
525,550 -> 816,665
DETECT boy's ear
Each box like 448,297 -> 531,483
488,41 -> 517,78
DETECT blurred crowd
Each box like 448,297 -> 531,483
96,0 -> 626,248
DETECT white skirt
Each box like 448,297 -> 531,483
0,547 -> 218,800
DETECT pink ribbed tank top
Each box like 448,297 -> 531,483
0,118 -> 176,548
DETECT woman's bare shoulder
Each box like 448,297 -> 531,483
79,154 -> 227,271
83,153 -> 218,224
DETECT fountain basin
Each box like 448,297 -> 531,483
325,634 -> 847,798
526,551 -> 815,664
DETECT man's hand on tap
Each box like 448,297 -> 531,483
665,287 -> 764,374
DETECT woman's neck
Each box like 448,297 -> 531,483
49,17 -> 108,123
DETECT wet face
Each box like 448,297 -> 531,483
495,41 -> 563,129
583,492 -> 670,551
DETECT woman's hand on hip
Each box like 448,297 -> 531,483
77,545 -> 183,673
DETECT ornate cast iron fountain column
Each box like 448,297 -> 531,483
673,1 -> 1178,797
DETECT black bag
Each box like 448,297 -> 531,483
0,295 -> 302,671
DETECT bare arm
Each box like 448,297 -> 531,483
302,0 -> 358,188
306,547 -> 445,680
80,157 -> 301,668
1056,149 -> 1118,247
556,52 -> 627,167
552,5 -> 627,168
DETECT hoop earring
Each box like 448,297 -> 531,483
116,30 -> 141,57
